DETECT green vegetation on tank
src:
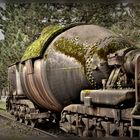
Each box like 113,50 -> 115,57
89,37 -> 133,61
21,25 -> 62,62
53,36 -> 133,67
82,90 -> 92,96
54,37 -> 86,65
99,39 -> 133,60
97,41 -> 123,60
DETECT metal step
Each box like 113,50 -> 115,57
132,115 -> 140,119
131,126 -> 140,131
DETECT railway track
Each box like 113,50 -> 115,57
0,110 -> 67,138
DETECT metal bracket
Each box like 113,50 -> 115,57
135,54 -> 140,104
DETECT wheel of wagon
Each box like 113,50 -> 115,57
24,119 -> 29,125
19,118 -> 24,123
30,120 -> 37,128
15,116 -> 20,121
6,96 -> 12,112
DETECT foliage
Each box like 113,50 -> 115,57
110,4 -> 140,47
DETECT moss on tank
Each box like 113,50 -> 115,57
21,25 -> 62,62
54,37 -> 86,65
53,36 -> 132,67
88,37 -> 134,61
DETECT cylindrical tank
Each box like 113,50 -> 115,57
20,24 -> 134,112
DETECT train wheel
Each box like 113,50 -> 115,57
25,119 -> 29,125
19,118 -> 24,123
30,120 -> 37,128
6,96 -> 12,112
15,116 -> 19,121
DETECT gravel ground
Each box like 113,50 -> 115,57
0,100 -> 74,138
0,108 -> 57,138
0,116 -> 53,138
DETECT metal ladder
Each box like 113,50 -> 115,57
131,104 -> 140,137
131,54 -> 140,137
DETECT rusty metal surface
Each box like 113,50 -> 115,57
134,54 -> 140,103
34,59 -> 62,111
60,104 -> 132,137
8,65 -> 17,95
62,104 -> 132,120
20,63 -> 42,107
81,89 -> 135,107
124,49 -> 140,74
21,60 -> 50,108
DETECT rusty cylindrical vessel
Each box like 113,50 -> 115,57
19,24 -> 134,112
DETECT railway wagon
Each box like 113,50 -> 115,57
7,24 -> 140,137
